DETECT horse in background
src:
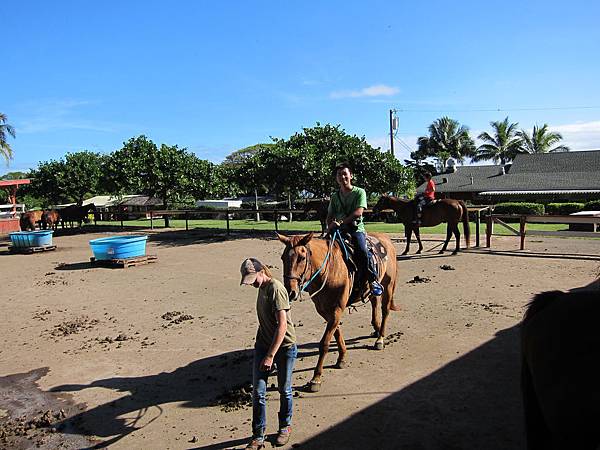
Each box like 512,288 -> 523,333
58,203 -> 96,228
302,198 -> 329,233
41,210 -> 61,231
373,195 -> 470,255
20,210 -> 44,231
277,232 -> 399,392
521,279 -> 600,449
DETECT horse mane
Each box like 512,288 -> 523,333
523,290 -> 564,326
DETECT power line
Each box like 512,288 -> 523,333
395,105 -> 600,113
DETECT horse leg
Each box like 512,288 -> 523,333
402,226 -> 412,255
452,222 -> 461,255
440,224 -> 453,253
309,309 -> 342,392
333,326 -> 347,369
370,296 -> 381,336
414,227 -> 423,254
374,277 -> 396,350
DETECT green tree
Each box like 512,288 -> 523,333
29,160 -> 67,206
414,117 -> 476,171
0,171 -> 28,180
517,124 -> 570,154
473,117 -> 524,164
62,151 -> 105,205
0,113 -> 16,163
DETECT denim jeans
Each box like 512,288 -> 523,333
352,231 -> 377,282
252,343 -> 298,439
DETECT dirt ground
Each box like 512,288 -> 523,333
1,228 -> 599,450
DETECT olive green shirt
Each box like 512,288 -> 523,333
256,278 -> 296,350
327,186 -> 368,233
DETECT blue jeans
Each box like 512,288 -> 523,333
352,231 -> 377,283
252,343 -> 298,439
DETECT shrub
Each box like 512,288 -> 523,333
545,202 -> 584,215
492,202 -> 544,215
584,199 -> 600,211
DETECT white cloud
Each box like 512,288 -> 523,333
16,99 -> 118,134
330,84 -> 400,99
551,121 -> 600,150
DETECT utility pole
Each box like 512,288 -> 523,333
389,109 -> 395,157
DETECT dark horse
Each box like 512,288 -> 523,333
277,232 -> 399,392
41,209 -> 61,231
20,210 -> 44,231
302,198 -> 329,233
521,279 -> 600,449
58,203 -> 96,228
373,195 -> 470,255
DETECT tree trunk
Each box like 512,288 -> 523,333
287,191 -> 293,222
163,198 -> 170,228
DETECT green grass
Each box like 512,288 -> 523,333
92,218 -> 567,235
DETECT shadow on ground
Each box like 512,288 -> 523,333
294,325 -> 525,450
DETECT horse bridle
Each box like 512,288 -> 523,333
283,243 -> 313,292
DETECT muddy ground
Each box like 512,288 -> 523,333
1,228 -> 599,449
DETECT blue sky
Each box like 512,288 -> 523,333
3,0 -> 600,174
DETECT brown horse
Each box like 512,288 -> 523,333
302,198 -> 329,233
41,209 -> 61,231
373,195 -> 470,255
20,210 -> 44,231
277,231 -> 399,392
521,279 -> 600,449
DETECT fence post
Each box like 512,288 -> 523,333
520,216 -> 526,250
120,209 -> 124,230
486,213 -> 492,248
274,210 -> 279,232
226,209 -> 230,236
185,211 -> 189,231
150,211 -> 154,230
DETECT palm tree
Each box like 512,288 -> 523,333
473,117 -> 524,165
1,113 -> 16,163
415,116 -> 476,171
516,124 -> 569,154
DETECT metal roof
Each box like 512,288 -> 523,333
480,190 -> 600,195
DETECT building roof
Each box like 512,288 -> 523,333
419,150 -> 600,195
117,195 -> 163,207
0,179 -> 30,187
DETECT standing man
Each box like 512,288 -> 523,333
326,162 -> 383,304
240,258 -> 298,449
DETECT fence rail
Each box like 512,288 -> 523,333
486,214 -> 600,249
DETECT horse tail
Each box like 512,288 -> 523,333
459,200 -> 470,248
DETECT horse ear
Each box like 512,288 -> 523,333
298,232 -> 314,247
276,232 -> 291,244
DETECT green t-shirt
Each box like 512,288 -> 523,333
327,186 -> 368,233
256,278 -> 297,350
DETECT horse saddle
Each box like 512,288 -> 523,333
334,232 -> 388,293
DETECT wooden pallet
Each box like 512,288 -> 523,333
8,245 -> 57,254
90,254 -> 158,268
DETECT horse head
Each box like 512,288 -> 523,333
372,194 -> 392,214
277,232 -> 315,301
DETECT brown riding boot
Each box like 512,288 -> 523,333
275,427 -> 291,446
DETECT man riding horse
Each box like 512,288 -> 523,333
326,162 -> 383,304
414,171 -> 435,225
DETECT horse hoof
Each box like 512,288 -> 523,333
335,360 -> 347,369
438,250 -> 445,254
374,340 -> 384,351
307,381 -> 321,393
416,250 -> 422,254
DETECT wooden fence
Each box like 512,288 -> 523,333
486,214 -> 600,250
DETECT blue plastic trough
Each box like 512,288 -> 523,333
89,235 -> 148,260
9,230 -> 54,248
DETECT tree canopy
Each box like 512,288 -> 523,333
517,124 -> 570,154
0,113 -> 16,163
473,117 -> 524,165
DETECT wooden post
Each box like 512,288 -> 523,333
520,216 -> 527,250
486,213 -> 492,248
185,211 -> 189,231
274,210 -> 279,232
120,208 -> 124,230
475,209 -> 481,247
150,211 -> 154,230
226,209 -> 230,236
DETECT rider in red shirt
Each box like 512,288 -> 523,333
415,172 -> 435,225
